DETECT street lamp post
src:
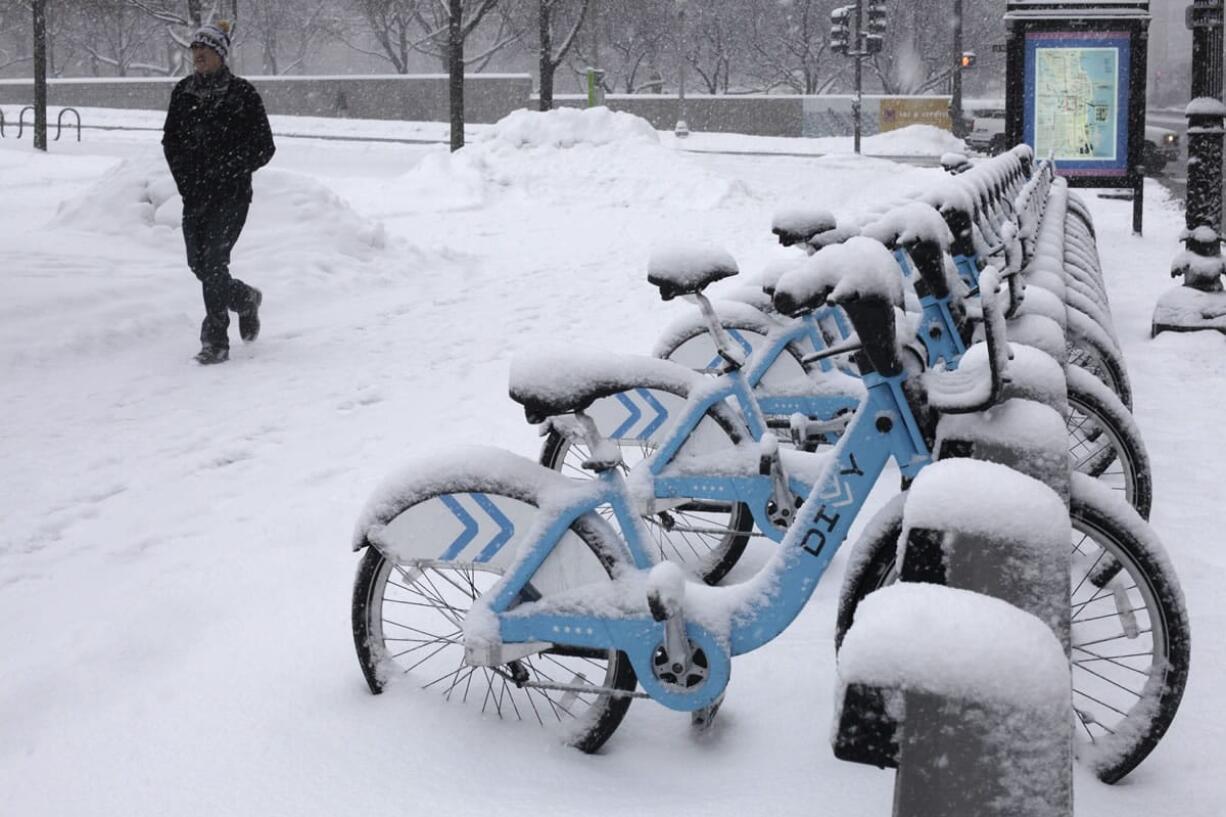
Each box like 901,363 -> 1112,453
1152,0 -> 1226,334
675,0 -> 690,138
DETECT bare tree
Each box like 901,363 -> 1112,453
536,0 -> 588,109
343,0 -> 419,73
868,3 -> 1000,95
444,0 -> 503,149
569,0 -> 671,94
62,0 -> 165,76
745,0 -> 846,94
0,0 -> 34,74
681,2 -> 745,94
125,0 -> 223,74
243,0 -> 335,75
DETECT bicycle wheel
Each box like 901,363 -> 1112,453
1066,310 -> 1133,410
540,429 -> 756,585
835,474 -> 1189,784
1066,364 -> 1152,520
353,489 -> 638,753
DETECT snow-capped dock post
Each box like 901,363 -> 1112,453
836,460 -> 1074,816
834,269 -> 1074,814
31,0 -> 47,152
1152,0 -> 1226,335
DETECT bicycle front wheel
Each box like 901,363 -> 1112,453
1065,364 -> 1152,520
835,474 -> 1189,784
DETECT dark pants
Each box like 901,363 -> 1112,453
182,194 -> 255,349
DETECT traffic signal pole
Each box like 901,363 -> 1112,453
951,0 -> 964,137
831,1 -> 884,155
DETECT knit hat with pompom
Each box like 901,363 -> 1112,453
191,20 -> 232,62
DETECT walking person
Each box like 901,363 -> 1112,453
162,20 -> 275,365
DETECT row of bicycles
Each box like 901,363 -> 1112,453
349,145 -> 1188,785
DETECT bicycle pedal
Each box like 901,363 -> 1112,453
691,692 -> 725,732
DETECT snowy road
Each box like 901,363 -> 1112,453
1,112 -> 1223,816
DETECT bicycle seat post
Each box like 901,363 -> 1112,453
694,291 -> 747,371
573,410 -> 623,473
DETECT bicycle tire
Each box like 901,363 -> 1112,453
1066,364 -> 1152,520
540,423 -> 756,586
353,489 -> 638,753
835,474 -> 1189,783
1066,309 -> 1133,410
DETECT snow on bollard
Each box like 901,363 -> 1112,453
833,456 -> 1073,817
934,397 -> 1071,505
837,584 -> 1071,817
898,459 -> 1070,641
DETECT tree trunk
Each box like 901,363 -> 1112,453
539,0 -> 553,111
187,0 -> 203,28
449,0 -> 465,151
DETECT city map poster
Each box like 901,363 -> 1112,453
1023,31 -> 1132,176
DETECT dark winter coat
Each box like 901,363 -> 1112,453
162,68 -> 275,206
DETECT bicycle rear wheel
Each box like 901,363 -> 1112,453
835,475 -> 1189,784
540,431 -> 756,585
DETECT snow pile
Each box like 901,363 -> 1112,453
397,107 -> 753,211
53,157 -> 394,280
52,156 -> 183,245
862,125 -> 967,157
485,105 -> 659,149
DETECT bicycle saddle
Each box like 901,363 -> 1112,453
647,245 -> 738,301
773,237 -> 904,318
509,350 -> 701,424
771,207 -> 838,247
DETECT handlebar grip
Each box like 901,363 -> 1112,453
906,239 -> 951,300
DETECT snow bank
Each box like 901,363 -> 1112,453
486,106 -> 659,149
862,125 -> 967,157
397,107 -> 753,212
52,156 -> 395,281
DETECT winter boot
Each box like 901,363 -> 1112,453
195,345 -> 230,365
239,287 -> 262,343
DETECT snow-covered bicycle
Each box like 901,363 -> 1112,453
350,242 -> 1187,785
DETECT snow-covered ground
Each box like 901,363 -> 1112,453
1,108 -> 1223,816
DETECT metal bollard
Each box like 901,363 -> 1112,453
893,458 -> 1072,817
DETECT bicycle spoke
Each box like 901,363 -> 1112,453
1075,661 -> 1148,699
1073,688 -> 1133,720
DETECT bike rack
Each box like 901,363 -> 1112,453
55,107 -> 81,142
10,106 -> 84,142
17,105 -> 33,138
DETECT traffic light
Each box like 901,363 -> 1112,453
960,50 -> 977,69
864,0 -> 887,54
830,6 -> 852,56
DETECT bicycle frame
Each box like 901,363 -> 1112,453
475,365 -> 931,712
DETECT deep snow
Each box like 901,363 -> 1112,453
2,106 -> 1224,816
